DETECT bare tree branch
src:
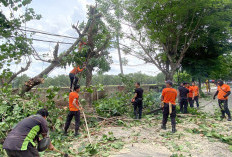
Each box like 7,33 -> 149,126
72,22 -> 82,36
7,59 -> 32,84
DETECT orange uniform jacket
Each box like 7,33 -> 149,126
69,92 -> 79,111
188,86 -> 194,98
217,84 -> 231,100
192,85 -> 199,96
70,67 -> 84,75
162,88 -> 178,105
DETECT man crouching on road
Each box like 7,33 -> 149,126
3,109 -> 54,157
161,80 -> 178,133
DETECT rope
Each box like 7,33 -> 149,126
199,99 -> 214,109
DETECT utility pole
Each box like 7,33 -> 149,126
116,1 -> 124,75
116,32 -> 124,75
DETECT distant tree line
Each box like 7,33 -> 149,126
12,72 -> 166,88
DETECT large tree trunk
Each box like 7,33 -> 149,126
85,65 -> 94,106
198,77 -> 202,92
165,71 -> 174,81
86,65 -> 93,87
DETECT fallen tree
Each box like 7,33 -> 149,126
20,6 -> 101,96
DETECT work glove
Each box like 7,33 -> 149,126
213,96 -> 216,100
131,99 -> 135,103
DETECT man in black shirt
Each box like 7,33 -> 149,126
178,82 -> 189,113
178,83 -> 184,104
132,82 -> 144,119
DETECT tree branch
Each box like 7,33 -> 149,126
72,22 -> 82,36
53,43 -> 59,61
94,35 -> 111,55
7,59 -> 31,84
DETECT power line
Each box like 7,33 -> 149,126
111,63 -> 152,67
18,27 -> 78,40
28,37 -> 73,45
10,36 -> 73,45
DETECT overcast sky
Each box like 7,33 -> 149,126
9,0 -> 160,77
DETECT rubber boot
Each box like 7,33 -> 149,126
172,125 -> 177,133
134,113 -> 138,119
161,124 -> 166,130
74,132 -> 79,137
64,131 -> 68,136
228,116 -> 231,121
220,113 -> 225,121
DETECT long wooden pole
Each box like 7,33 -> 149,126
79,103 -> 92,144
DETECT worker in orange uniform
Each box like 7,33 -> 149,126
161,80 -> 178,133
192,82 -> 200,108
69,64 -> 86,92
187,83 -> 194,110
64,85 -> 83,136
78,41 -> 87,51
213,80 -> 231,121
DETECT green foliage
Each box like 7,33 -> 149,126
11,74 -> 30,88
94,92 -> 132,117
94,90 -> 161,118
0,0 -> 41,83
12,72 -> 164,88
60,6 -> 112,87
229,146 -> 232,152
121,0 -> 232,80
142,92 -> 161,112
155,72 -> 165,84
96,0 -> 124,42
180,1 -> 232,80
174,72 -> 192,84
77,132 -> 124,156
209,55 -> 232,80
119,74 -> 135,92
0,85 -> 67,155
0,85 -> 40,140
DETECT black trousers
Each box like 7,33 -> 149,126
64,111 -> 80,133
5,143 -> 39,157
162,103 -> 176,126
69,73 -> 79,90
218,99 -> 231,118
193,96 -> 199,107
180,98 -> 188,113
188,97 -> 194,108
133,99 -> 143,119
